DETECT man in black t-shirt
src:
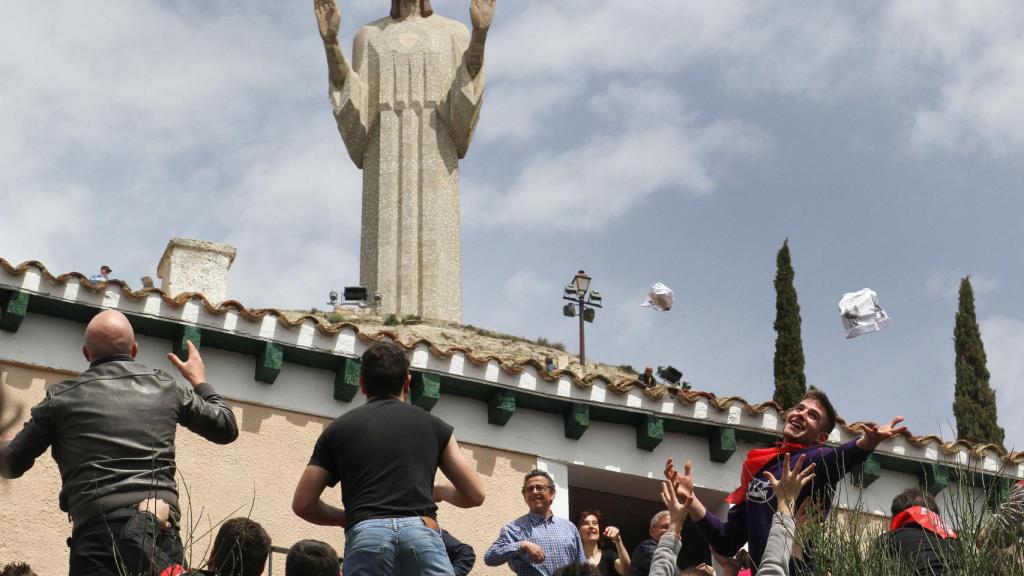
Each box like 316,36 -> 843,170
291,341 -> 485,576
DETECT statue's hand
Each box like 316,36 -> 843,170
470,0 -> 495,32
315,0 -> 341,41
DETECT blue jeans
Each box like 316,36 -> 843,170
343,517 -> 454,576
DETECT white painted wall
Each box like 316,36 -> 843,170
0,313 -> 995,522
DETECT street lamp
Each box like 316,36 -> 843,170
562,270 -> 602,367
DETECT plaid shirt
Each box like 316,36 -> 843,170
485,512 -> 586,575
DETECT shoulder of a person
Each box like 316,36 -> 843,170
46,373 -> 85,396
550,515 -> 577,528
633,538 -> 658,552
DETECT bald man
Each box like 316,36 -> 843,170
0,310 -> 238,576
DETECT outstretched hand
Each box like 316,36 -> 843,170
167,340 -> 206,388
660,481 -> 687,534
763,453 -> 815,517
470,0 -> 496,32
315,0 -> 341,40
856,416 -> 908,451
664,458 -> 695,506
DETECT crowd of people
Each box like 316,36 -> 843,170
1,308 -> 1023,575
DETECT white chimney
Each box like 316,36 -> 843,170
157,238 -> 237,304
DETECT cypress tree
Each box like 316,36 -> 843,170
773,239 -> 807,409
953,277 -> 1004,447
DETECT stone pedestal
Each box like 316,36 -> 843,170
157,238 -> 236,304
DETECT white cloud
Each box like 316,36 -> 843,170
501,269 -> 558,304
466,82 -> 770,231
925,269 -> 999,301
980,315 -> 1024,451
488,1 -> 861,95
214,123 -> 364,309
0,2 -> 357,308
882,0 -> 1024,154
476,81 -> 581,143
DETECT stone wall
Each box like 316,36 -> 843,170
0,361 -> 535,574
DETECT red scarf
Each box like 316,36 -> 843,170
726,442 -> 809,504
889,506 -> 957,539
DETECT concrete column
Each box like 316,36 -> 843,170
156,238 -> 236,305
536,458 -> 571,521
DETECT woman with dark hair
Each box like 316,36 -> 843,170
577,510 -> 631,576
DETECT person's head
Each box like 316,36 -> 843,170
648,510 -> 671,540
679,566 -> 715,576
286,540 -> 339,576
82,310 -> 138,362
359,340 -> 410,398
522,469 -> 555,515
100,265 -> 112,277
209,517 -> 271,576
891,487 -> 940,516
0,563 -> 38,576
140,275 -> 155,288
390,0 -> 433,19
577,509 -> 604,544
553,563 -> 599,576
782,389 -> 837,445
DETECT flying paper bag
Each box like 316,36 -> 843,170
838,288 -> 890,339
641,282 -> 674,311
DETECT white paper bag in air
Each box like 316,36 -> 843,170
838,288 -> 890,339
641,282 -> 674,311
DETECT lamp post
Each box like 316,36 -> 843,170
562,270 -> 602,367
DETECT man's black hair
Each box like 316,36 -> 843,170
803,388 -> 838,435
0,563 -> 38,576
286,539 -> 339,576
891,486 -> 940,516
211,517 -> 271,576
522,469 -> 555,491
360,340 -> 410,397
553,563 -> 599,576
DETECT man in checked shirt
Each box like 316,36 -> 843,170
485,469 -> 586,575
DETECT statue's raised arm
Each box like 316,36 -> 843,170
315,0 -> 348,90
467,0 -> 496,79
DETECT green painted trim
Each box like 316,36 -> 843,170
255,342 -> 284,384
333,358 -> 360,402
851,454 -> 882,489
172,325 -> 202,361
412,372 -> 441,411
488,390 -> 516,426
0,290 -> 29,333
637,415 -> 664,451
564,403 -> 589,440
918,463 -> 950,496
708,427 -> 737,463
987,477 -> 1013,512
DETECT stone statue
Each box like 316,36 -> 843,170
315,0 -> 495,324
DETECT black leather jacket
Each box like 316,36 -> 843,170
0,355 -> 238,526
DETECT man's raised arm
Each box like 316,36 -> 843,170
665,458 -> 748,558
0,397 -> 53,479
169,341 -> 238,444
435,435 -> 485,508
292,465 -> 348,527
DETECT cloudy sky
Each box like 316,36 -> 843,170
3,1 -> 1023,449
